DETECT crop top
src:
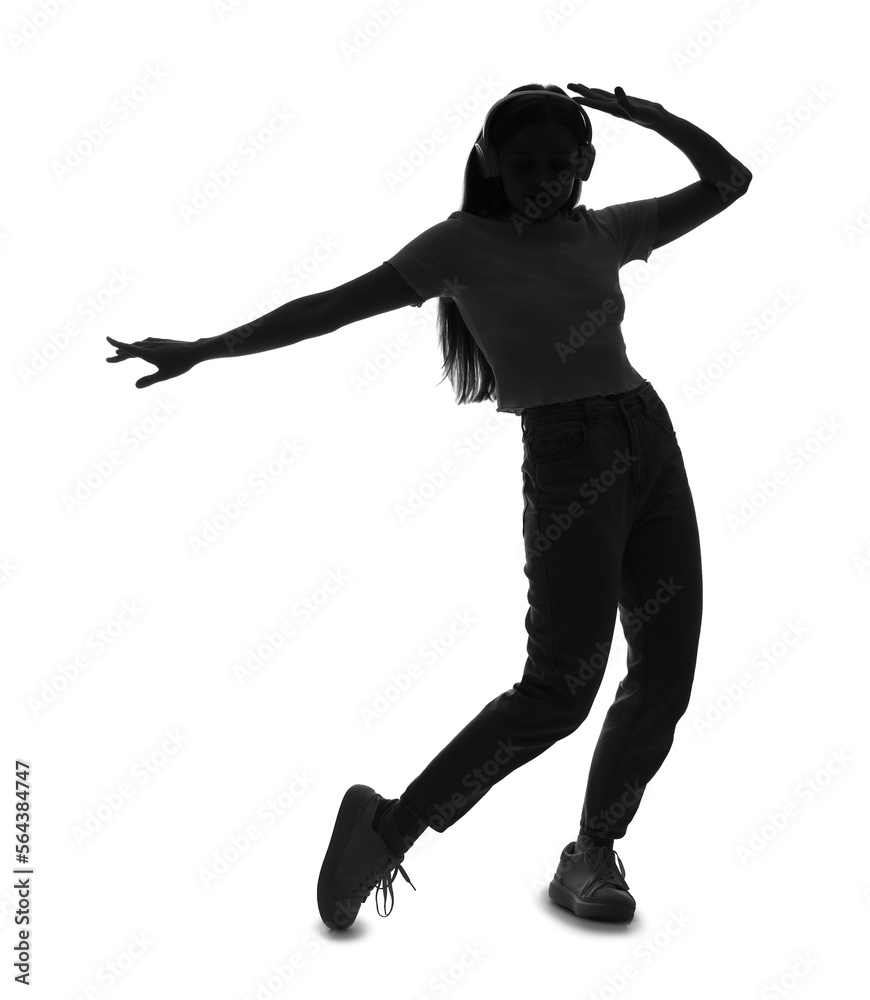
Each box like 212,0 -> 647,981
383,198 -> 659,414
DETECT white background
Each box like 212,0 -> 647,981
3,0 -> 868,996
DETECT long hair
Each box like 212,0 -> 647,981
435,83 -> 592,406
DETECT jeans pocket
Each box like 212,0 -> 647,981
646,396 -> 677,437
527,419 -> 590,464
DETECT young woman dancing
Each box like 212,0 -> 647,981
106,81 -> 752,930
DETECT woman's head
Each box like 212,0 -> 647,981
435,84 -> 593,407
467,83 -> 593,222
494,120 -> 588,222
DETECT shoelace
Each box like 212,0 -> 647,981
583,846 -> 629,893
357,861 -> 417,918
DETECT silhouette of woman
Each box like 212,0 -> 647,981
106,82 -> 752,930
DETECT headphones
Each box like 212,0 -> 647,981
473,89 -> 596,183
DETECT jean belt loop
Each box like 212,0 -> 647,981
640,394 -> 650,420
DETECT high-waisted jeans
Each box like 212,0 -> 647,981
399,379 -> 703,841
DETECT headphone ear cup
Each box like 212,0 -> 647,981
579,144 -> 596,181
473,138 -> 487,178
486,142 -> 500,179
474,136 -> 499,179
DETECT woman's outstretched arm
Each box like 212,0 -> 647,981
107,262 -> 421,387
194,262 -> 420,362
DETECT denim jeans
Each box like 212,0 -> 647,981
400,379 -> 703,840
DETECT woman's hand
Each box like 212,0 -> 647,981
566,83 -> 671,131
105,336 -> 202,389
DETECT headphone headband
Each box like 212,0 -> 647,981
473,89 -> 595,182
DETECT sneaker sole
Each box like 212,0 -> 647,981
548,879 -> 636,922
317,784 -> 381,930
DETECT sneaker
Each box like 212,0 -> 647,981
317,784 -> 416,930
548,840 -> 636,922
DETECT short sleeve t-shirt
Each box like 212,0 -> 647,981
383,199 -> 659,414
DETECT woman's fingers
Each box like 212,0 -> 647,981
106,336 -> 155,351
106,336 -> 135,358
106,335 -> 148,363
105,336 -> 197,388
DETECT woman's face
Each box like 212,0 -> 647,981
495,121 -> 586,221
